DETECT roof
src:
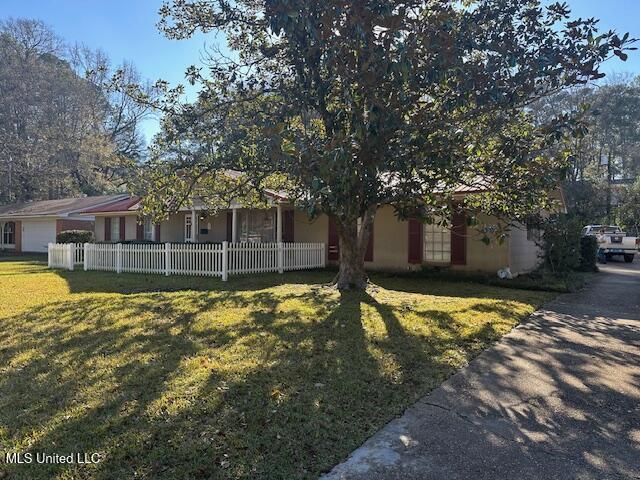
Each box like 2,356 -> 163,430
81,196 -> 142,214
0,194 -> 130,218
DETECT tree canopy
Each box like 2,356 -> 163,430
126,0 -> 634,289
0,18 -> 155,204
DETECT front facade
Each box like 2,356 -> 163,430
0,195 -> 129,253
86,197 -> 546,276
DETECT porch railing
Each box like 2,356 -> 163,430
48,242 -> 325,280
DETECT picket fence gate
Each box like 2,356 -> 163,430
48,242 -> 325,281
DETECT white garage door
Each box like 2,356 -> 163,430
22,220 -> 57,252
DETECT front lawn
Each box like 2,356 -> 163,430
0,257 -> 552,479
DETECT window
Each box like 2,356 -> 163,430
424,222 -> 451,263
526,222 -> 542,243
185,214 -> 193,241
240,210 -> 275,242
2,222 -> 15,245
144,217 -> 154,241
111,217 -> 120,241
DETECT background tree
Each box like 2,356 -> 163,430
532,75 -> 640,226
616,177 -> 640,236
126,0 -> 634,289
0,18 -> 155,204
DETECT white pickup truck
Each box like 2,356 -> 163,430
582,225 -> 639,263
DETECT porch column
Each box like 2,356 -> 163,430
276,204 -> 283,243
191,209 -> 197,242
232,207 -> 238,243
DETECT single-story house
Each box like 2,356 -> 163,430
0,195 -> 129,253
83,188 -> 566,276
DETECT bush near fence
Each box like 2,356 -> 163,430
56,230 -> 94,244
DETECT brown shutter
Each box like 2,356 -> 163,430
364,220 -> 374,262
155,224 -> 161,242
119,217 -> 126,242
328,217 -> 340,261
408,219 -> 423,264
136,220 -> 144,241
226,211 -> 233,242
283,210 -> 294,242
451,210 -> 467,265
13,221 -> 21,252
104,217 -> 111,242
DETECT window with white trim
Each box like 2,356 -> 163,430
2,222 -> 15,244
111,217 -> 120,241
144,217 -> 154,241
240,210 -> 275,242
423,222 -> 451,262
185,214 -> 192,241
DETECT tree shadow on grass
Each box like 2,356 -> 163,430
55,269 -> 337,295
0,282 -> 519,480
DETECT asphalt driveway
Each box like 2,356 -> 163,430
324,260 -> 640,480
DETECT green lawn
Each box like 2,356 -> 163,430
0,257 -> 553,479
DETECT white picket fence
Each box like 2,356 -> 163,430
49,242 -> 325,281
48,243 -> 85,270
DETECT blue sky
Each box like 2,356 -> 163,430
1,0 -> 639,143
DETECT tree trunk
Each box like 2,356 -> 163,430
332,207 -> 376,290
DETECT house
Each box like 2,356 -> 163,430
0,195 -> 129,253
83,188 -> 566,276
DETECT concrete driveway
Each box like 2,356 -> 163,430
323,260 -> 640,480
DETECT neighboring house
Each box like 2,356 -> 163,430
83,188 -> 566,276
0,195 -> 129,253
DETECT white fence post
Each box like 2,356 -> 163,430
278,242 -> 283,274
222,241 -> 228,281
116,243 -> 122,274
84,243 -> 89,271
321,242 -> 326,267
165,243 -> 171,276
48,243 -> 53,268
66,244 -> 74,271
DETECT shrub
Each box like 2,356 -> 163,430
579,235 -> 599,272
540,215 -> 581,275
56,230 -> 94,244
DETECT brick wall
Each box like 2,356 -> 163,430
56,219 -> 95,236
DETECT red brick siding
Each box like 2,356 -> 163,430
14,220 -> 22,252
56,219 -> 95,236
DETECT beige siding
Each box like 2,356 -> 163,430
124,216 -> 138,241
196,212 -> 228,242
293,210 -> 328,243
451,213 -> 510,274
95,217 -> 105,242
161,212 -> 186,242
508,223 -> 541,275
367,205 -> 410,271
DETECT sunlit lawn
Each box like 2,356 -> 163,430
0,256 -> 553,479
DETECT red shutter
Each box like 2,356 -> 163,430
283,210 -> 295,242
155,224 -> 161,242
226,211 -> 233,242
136,221 -> 144,241
408,219 -> 422,264
104,217 -> 111,242
119,217 -> 126,242
364,220 -> 374,262
328,217 -> 340,261
451,210 -> 467,265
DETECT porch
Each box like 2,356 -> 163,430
94,203 -> 294,245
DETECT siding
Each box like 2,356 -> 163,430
95,217 -> 105,242
508,223 -> 542,275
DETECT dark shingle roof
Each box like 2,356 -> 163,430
0,195 -> 129,218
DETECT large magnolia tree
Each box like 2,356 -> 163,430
126,0 -> 633,289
